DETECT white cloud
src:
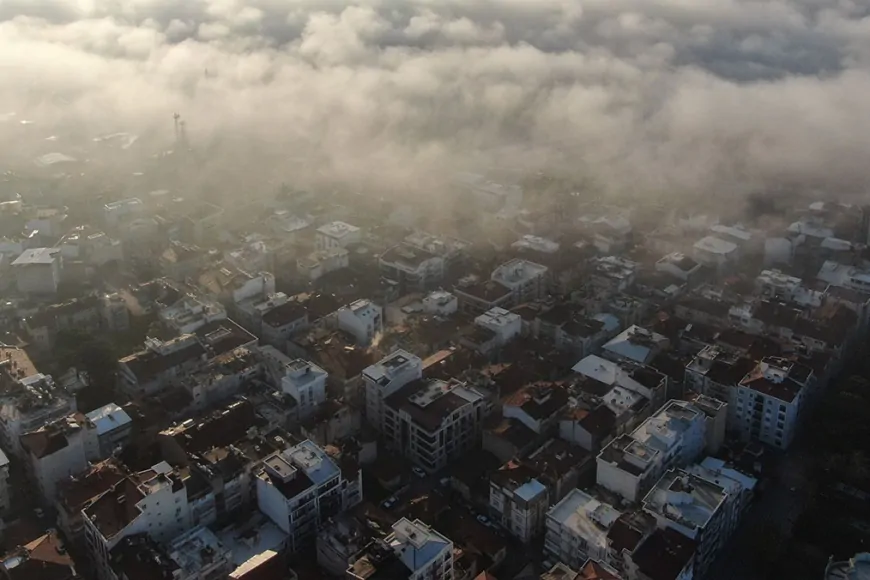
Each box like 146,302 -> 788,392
0,0 -> 868,205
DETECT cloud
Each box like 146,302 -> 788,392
0,0 -> 869,208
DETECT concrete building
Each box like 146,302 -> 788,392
104,198 -> 144,225
489,464 -> 549,543
316,515 -> 369,576
12,247 -> 62,295
159,295 -> 227,335
20,416 -> 98,504
167,525 -> 234,580
656,253 -> 702,282
475,307 -> 522,347
383,377 -> 486,472
347,518 -> 454,580
596,400 -> 708,503
572,354 -> 668,412
83,461 -> 214,580
642,469 -> 729,579
316,221 -> 361,250
255,440 -> 362,552
602,326 -> 670,366
693,236 -> 739,270
117,335 -> 207,396
684,346 -> 756,405
337,299 -> 383,346
380,244 -> 445,292
589,256 -> 638,292
85,403 -> 133,457
422,290 -> 459,316
0,355 -> 75,457
733,357 -> 811,449
363,350 -> 423,429
625,527 -> 696,580
544,489 -> 622,570
280,359 -> 328,419
491,259 -> 549,304
297,247 -> 349,281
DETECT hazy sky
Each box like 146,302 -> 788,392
1,0 -> 869,201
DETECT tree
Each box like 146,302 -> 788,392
55,329 -> 120,412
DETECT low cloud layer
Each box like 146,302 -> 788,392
1,0 -> 869,205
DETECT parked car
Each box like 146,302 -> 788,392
381,497 -> 396,510
476,515 -> 490,525
412,467 -> 427,478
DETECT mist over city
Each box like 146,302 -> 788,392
1,0 -> 870,205
2,3 -> 870,580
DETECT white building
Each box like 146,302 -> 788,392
85,403 -> 133,458
280,360 -> 328,419
693,236 -> 739,270
589,256 -> 638,292
347,518 -> 454,580
317,516 -> 369,577
58,228 -> 124,266
817,260 -> 870,294
544,489 -> 622,570
379,244 -> 445,291
475,307 -> 522,346
572,354 -> 667,411
12,248 -> 62,295
824,553 -> 870,580
159,295 -> 227,335
596,400 -> 708,503
656,253 -> 702,282
489,466 -> 549,543
255,440 -> 362,552
83,461 -> 214,580
297,247 -> 349,281
687,456 -> 757,522
602,326 -> 670,366
642,469 -> 729,578
732,357 -> 811,449
316,221 -> 361,250
363,350 -> 423,430
118,335 -> 207,396
422,291 -> 458,316
755,269 -> 822,306
491,259 -> 549,304
104,198 -> 143,225
0,365 -> 75,458
337,299 -> 383,346
382,378 -> 486,473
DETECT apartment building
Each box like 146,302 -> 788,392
363,350 -> 423,429
0,449 -> 9,515
280,359 -> 328,420
316,221 -> 361,251
491,258 -> 549,304
489,464 -> 549,543
255,440 -> 362,552
11,247 -> 62,295
347,518 -> 454,580
0,353 -> 75,457
383,377 -> 486,473
642,469 -> 729,579
83,461 -> 216,580
379,244 -> 445,292
544,489 -> 622,570
337,299 -> 383,346
684,346 -> 756,405
732,357 -> 812,449
596,400 -> 708,503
